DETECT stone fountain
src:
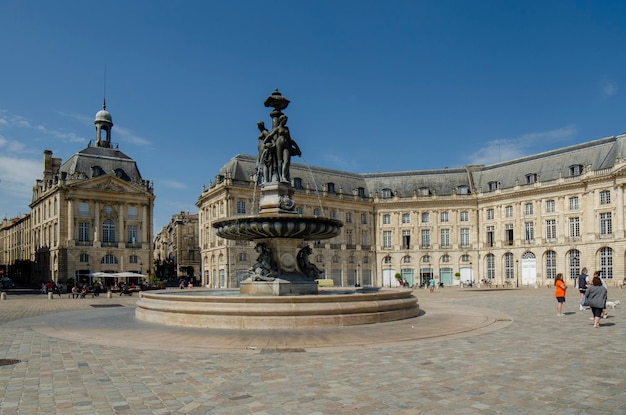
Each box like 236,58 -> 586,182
135,91 -> 419,329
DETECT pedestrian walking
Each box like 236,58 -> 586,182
429,277 -> 435,293
585,273 -> 607,328
578,267 -> 589,310
554,273 -> 567,316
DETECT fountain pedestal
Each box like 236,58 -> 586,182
240,279 -> 318,296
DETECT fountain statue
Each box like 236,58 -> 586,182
135,91 -> 419,328
212,89 -> 343,295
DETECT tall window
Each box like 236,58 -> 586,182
486,226 -> 494,247
345,212 -> 352,223
236,201 -> 246,214
130,255 -> 138,264
127,225 -> 138,244
569,250 -> 580,280
505,206 -> 513,218
346,229 -> 354,246
78,202 -> 89,216
79,253 -> 89,263
361,230 -> 369,246
600,190 -> 611,205
382,231 -> 392,248
460,211 -> 469,222
524,222 -> 534,241
600,247 -> 613,279
382,214 -> 391,225
440,212 -> 449,222
600,213 -> 612,235
421,212 -> 430,223
402,230 -> 411,249
360,213 -> 367,224
313,208 -> 321,217
402,213 -> 411,224
524,203 -> 534,216
545,219 -> 556,240
569,196 -> 579,210
421,229 -> 430,248
460,228 -> 470,247
440,229 -> 450,248
78,222 -> 90,243
127,205 -> 138,220
486,209 -> 494,220
102,219 -> 116,243
486,254 -> 495,279
545,200 -> 555,213
545,250 -> 556,279
505,253 -> 514,280
505,224 -> 514,245
569,217 -> 580,238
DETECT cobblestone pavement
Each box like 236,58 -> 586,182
1,287 -> 625,415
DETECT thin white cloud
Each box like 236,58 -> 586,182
161,179 -> 188,190
468,126 -> 578,166
602,79 -> 618,97
114,125 -> 152,146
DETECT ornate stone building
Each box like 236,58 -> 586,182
198,133 -> 626,289
153,211 -> 200,284
0,102 -> 155,287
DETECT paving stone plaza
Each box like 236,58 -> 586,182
1,287 -> 625,415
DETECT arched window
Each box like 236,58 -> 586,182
101,254 -> 118,264
568,249 -> 580,280
102,219 -> 116,243
545,250 -> 556,279
600,247 -> 613,279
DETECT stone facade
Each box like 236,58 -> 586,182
153,211 -> 200,283
0,102 -> 154,287
198,133 -> 626,289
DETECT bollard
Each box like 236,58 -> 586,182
1,292 -> 6,300
48,292 -> 53,300
107,290 -> 112,299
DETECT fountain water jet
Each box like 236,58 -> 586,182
136,91 -> 419,328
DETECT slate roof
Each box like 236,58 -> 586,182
213,133 -> 626,197
59,145 -> 143,182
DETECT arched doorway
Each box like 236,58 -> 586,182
521,251 -> 537,286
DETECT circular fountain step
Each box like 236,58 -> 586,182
136,289 -> 419,329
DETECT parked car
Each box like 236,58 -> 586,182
1,277 -> 15,289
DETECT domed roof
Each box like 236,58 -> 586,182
94,100 -> 113,124
95,109 -> 112,123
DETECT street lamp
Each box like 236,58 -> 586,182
516,260 -> 519,287
356,263 -> 361,287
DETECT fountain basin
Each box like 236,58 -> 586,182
135,289 -> 419,329
213,214 -> 343,241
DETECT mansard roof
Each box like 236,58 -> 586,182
214,133 -> 626,198
59,145 -> 143,182
472,134 -> 626,191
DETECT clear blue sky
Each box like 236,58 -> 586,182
1,1 -> 625,230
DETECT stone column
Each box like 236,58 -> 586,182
118,203 -> 124,247
67,199 -> 74,244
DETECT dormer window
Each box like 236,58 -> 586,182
457,185 -> 469,194
381,188 -> 392,199
357,187 -> 366,198
115,168 -> 131,182
569,164 -> 584,177
526,173 -> 538,184
418,187 -> 430,196
327,182 -> 335,193
293,177 -> 303,189
91,165 -> 106,178
487,181 -> 499,192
